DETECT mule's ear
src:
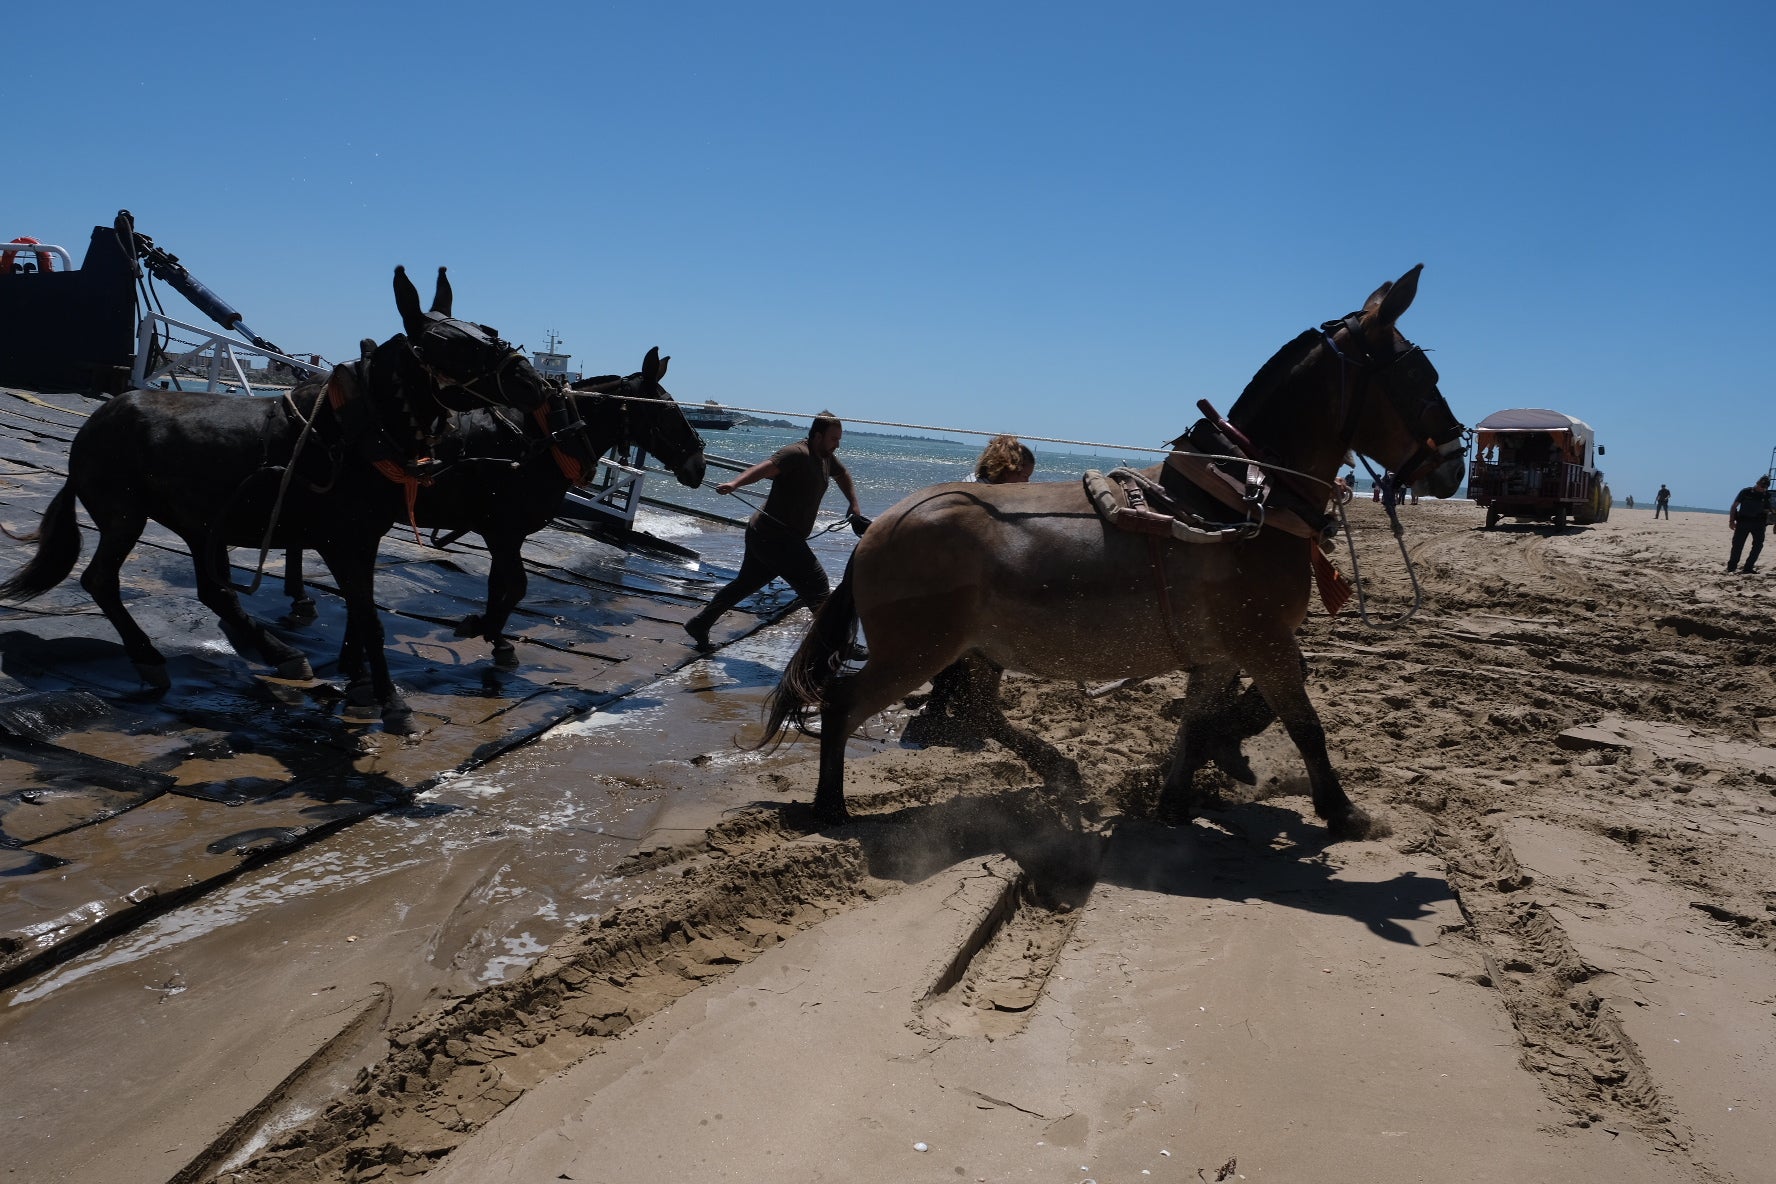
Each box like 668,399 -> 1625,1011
1362,280 -> 1392,315
394,266 -> 426,336
1373,264 -> 1423,328
656,353 -> 670,378
643,346 -> 664,382
430,266 -> 453,317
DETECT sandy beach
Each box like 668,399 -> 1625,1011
4,499 -> 1774,1184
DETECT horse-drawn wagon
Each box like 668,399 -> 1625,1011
1467,408 -> 1611,529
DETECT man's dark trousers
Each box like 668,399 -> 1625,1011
692,523 -> 831,628
1729,521 -> 1766,571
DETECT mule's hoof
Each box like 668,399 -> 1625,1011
454,613 -> 485,639
1153,792 -> 1195,828
1209,748 -> 1257,785
1326,807 -> 1389,842
276,656 -> 315,681
341,681 -> 381,725
810,797 -> 851,826
382,704 -> 418,736
133,661 -> 172,691
491,640 -> 519,669
287,598 -> 318,625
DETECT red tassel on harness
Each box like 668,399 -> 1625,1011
331,367 -> 434,543
373,459 -> 429,544
533,405 -> 585,485
1311,547 -> 1354,616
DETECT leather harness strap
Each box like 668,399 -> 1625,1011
1085,425 -> 1356,616
1164,448 -> 1320,540
533,402 -> 587,486
328,365 -> 434,544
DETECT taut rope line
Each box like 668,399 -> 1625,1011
607,395 -> 1428,620
597,395 -> 1340,494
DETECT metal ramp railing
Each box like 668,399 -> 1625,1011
131,312 -> 329,395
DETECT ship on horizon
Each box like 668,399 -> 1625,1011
530,332 -> 736,430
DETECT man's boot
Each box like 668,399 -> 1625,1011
684,610 -> 715,650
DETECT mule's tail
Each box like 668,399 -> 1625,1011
0,485 -> 82,602
755,559 -> 859,750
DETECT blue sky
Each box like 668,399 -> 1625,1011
10,2 -> 1771,507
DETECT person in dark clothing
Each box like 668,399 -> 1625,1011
684,412 -> 863,648
1654,484 -> 1671,519
1726,474 -> 1771,574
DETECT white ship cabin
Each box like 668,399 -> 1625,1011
530,347 -> 581,384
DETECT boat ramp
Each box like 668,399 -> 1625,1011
0,383 -> 790,989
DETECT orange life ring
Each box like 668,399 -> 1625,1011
0,237 -> 56,275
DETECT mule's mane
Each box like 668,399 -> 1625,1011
1226,327 -> 1322,424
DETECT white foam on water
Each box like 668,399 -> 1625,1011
633,508 -> 709,540
546,710 -> 632,738
11,846 -> 434,1003
479,930 -> 551,984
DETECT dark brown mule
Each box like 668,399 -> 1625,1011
760,266 -> 1465,837
0,267 -> 558,732
284,347 -> 708,668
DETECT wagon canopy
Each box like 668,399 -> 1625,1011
1475,408 -> 1598,468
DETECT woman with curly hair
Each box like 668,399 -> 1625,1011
974,435 -> 1035,485
902,436 -> 1034,747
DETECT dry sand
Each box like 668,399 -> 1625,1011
6,500 -> 1775,1184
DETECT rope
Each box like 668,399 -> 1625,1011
656,395 -> 1432,621
605,395 -> 1338,493
231,391 -> 326,595
1333,494 -> 1424,629
1,390 -> 90,419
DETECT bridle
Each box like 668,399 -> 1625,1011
407,317 -> 542,416
531,386 -> 597,485
573,375 -> 707,473
1318,313 -> 1464,489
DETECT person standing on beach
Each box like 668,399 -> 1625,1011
903,436 -> 1034,746
1726,474 -> 1771,574
683,412 -> 864,649
1655,484 -> 1671,519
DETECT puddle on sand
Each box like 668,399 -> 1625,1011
14,618 -> 906,1001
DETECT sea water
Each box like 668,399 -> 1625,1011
631,422 -> 1152,580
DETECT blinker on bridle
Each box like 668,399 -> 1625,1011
1318,312 -> 1461,488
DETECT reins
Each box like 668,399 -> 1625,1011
721,485 -> 860,540
579,327 -> 1454,621
222,378 -> 332,596
1317,318 -> 1429,628
1334,463 -> 1425,629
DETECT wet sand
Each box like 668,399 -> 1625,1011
6,495 -> 1776,1184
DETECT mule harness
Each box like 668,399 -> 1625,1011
221,346 -> 587,594
1083,313 -> 1458,629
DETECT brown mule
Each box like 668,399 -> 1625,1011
760,266 -> 1465,838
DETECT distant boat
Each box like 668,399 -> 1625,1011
686,404 -> 739,430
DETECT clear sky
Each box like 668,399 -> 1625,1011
10,1 -> 1771,508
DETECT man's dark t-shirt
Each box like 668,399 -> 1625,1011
756,441 -> 848,539
1733,486 -> 1771,524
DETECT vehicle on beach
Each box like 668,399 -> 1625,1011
1467,408 -> 1611,530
